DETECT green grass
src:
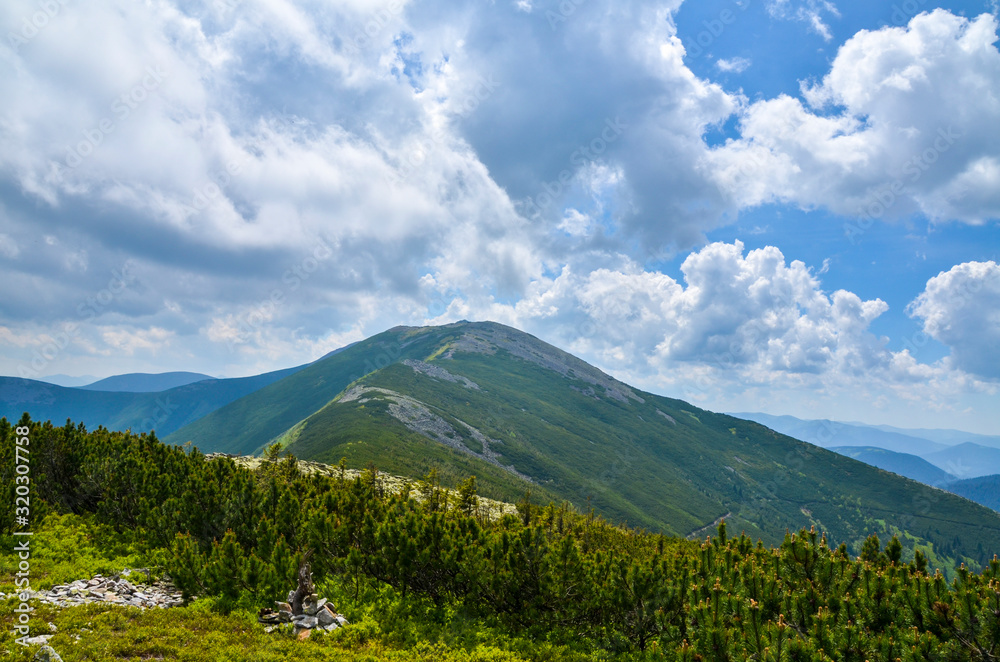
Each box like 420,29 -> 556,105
0,513 -> 166,595
0,600 -> 544,662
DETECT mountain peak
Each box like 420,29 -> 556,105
401,321 -> 644,404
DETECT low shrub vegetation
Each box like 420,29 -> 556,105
3,416 -> 1000,660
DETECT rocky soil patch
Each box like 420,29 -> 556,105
16,570 -> 183,610
657,410 -> 677,425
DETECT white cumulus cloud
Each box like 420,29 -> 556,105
706,10 -> 1000,227
908,260 -> 1000,379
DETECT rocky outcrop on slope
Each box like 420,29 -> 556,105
336,385 -> 532,483
403,359 -> 480,389
203,453 -> 519,517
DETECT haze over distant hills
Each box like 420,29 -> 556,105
829,446 -> 956,486
39,374 -> 100,388
731,412 -> 1000,478
0,344 -> 357,437
728,412 -> 950,454
80,371 -> 215,393
922,443 -> 1000,480
858,423 -> 1000,450
0,366 -> 305,437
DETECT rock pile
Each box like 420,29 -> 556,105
257,559 -> 348,638
258,593 -> 348,636
33,572 -> 184,609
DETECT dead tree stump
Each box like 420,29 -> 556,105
289,552 -> 315,616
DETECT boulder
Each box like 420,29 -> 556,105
292,615 -> 319,628
33,646 -> 63,662
316,605 -> 335,626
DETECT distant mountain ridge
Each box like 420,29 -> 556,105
860,423 -> 1000,450
80,371 -> 214,392
732,412 -> 1000,479
922,443 -> 1000,480
39,374 -> 99,388
728,412 -> 950,455
0,365 -> 306,437
829,446 -> 956,486
0,345 -> 361,436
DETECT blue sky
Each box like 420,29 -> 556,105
0,0 -> 998,433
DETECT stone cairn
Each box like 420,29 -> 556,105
257,559 -> 348,639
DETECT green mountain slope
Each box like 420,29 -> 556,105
0,365 -> 303,437
167,321 -> 1000,567
830,446 -> 956,486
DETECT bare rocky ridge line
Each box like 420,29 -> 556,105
337,385 -> 533,484
204,452 -> 518,518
